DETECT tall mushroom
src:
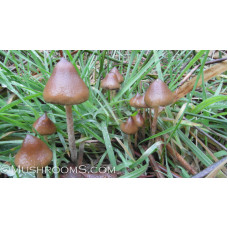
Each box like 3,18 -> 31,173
144,79 -> 174,136
33,113 -> 57,141
100,72 -> 120,100
15,135 -> 53,178
43,57 -> 89,164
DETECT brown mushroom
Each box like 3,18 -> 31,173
129,93 -> 148,108
15,135 -> 53,178
43,57 -> 89,164
132,112 -> 144,128
100,72 -> 120,100
33,113 -> 56,137
110,67 -> 124,83
120,117 -> 138,135
130,93 -> 148,144
132,112 -> 145,147
144,79 -> 174,136
120,117 -> 139,158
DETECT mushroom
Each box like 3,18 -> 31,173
130,93 -> 148,142
33,113 -> 56,141
100,72 -> 120,100
129,92 -> 148,109
43,57 -> 89,164
110,67 -> 124,83
132,111 -> 145,147
15,135 -> 53,178
144,79 -> 174,136
120,116 -> 138,158
132,112 -> 144,128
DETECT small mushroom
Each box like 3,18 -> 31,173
120,117 -> 139,135
43,57 -> 89,164
144,79 -> 174,136
130,93 -> 147,143
15,135 -> 53,178
132,112 -> 144,128
129,93 -> 148,108
100,72 -> 120,100
120,117 -> 138,158
33,113 -> 56,136
110,67 -> 124,83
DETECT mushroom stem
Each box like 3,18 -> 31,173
128,135 -> 135,158
44,136 -> 48,142
134,131 -> 138,148
37,169 -> 43,178
78,134 -> 85,166
65,105 -> 77,163
110,90 -> 116,100
152,106 -> 159,136
142,108 -> 146,138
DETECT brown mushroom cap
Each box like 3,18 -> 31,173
144,79 -> 174,108
110,67 -> 124,83
132,112 -> 144,127
120,117 -> 138,135
100,72 -> 120,90
43,58 -> 89,105
129,93 -> 148,108
15,135 -> 53,169
33,113 -> 57,135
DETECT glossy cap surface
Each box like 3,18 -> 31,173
15,135 -> 53,169
144,79 -> 174,108
129,93 -> 148,108
43,58 -> 89,105
100,73 -> 120,90
120,117 -> 138,135
110,67 -> 124,83
33,113 -> 56,135
132,112 -> 144,127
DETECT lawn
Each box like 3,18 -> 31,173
0,50 -> 227,178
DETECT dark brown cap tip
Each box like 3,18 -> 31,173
43,58 -> 89,105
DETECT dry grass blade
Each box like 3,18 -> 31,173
174,61 -> 227,102
164,140 -> 197,175
192,157 -> 227,178
189,131 -> 227,174
206,158 -> 227,178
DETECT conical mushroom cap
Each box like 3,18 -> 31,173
144,79 -> 174,108
43,58 -> 89,105
129,93 -> 148,108
110,67 -> 124,83
15,135 -> 53,169
100,73 -> 120,90
132,112 -> 144,127
33,113 -> 57,135
120,117 -> 138,135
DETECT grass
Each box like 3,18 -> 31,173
0,50 -> 227,178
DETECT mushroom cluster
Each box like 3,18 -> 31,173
100,67 -> 124,100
